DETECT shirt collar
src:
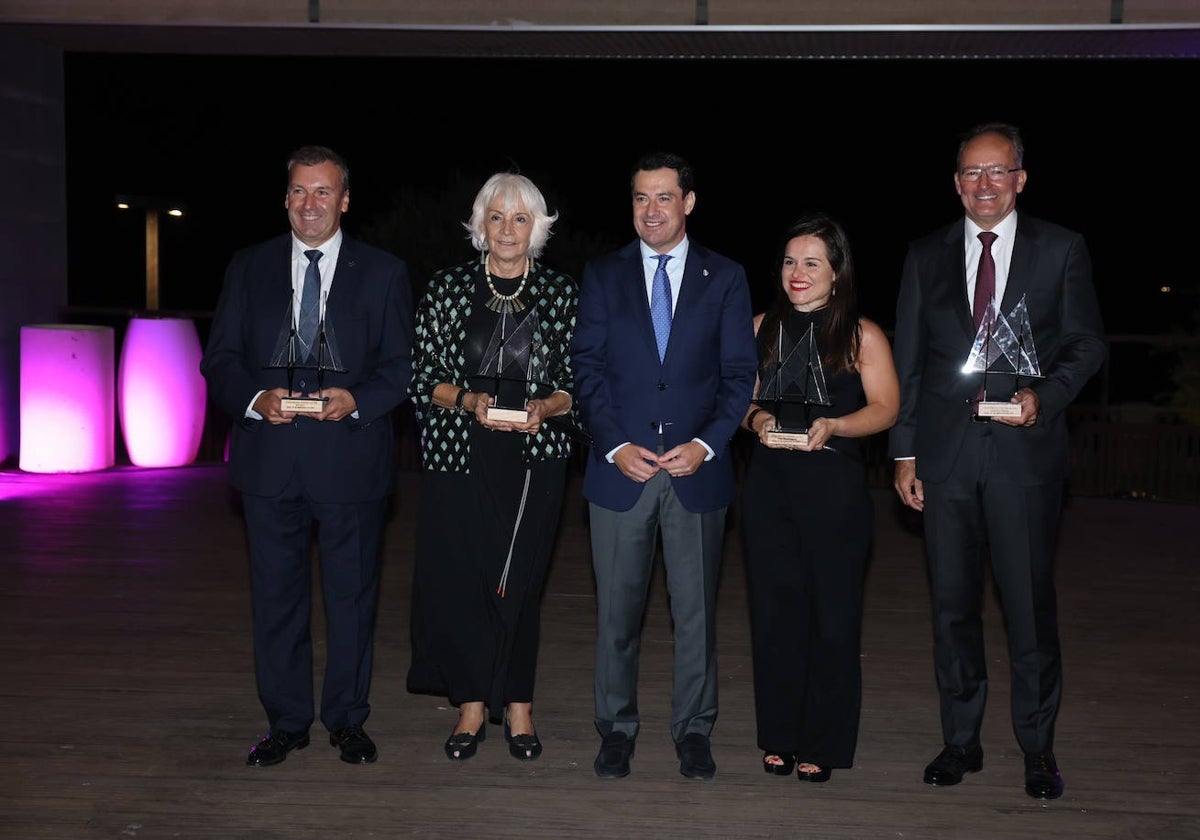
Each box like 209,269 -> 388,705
640,235 -> 688,265
291,227 -> 343,260
965,211 -> 1017,243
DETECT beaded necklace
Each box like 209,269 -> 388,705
482,253 -> 531,313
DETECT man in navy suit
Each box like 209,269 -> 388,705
890,123 -> 1106,800
202,145 -> 413,767
571,151 -> 757,780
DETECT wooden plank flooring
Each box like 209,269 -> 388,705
1,463 -> 1197,839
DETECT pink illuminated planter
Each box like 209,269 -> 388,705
118,316 -> 207,468
19,324 -> 115,473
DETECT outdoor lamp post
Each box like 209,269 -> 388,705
115,194 -> 186,311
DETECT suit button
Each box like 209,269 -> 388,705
656,383 -> 667,390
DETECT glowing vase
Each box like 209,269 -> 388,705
19,324 -> 115,473
117,316 -> 206,468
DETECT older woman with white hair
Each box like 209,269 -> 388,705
407,172 -> 579,763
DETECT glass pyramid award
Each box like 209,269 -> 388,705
266,290 -> 348,413
962,294 -> 1042,418
755,319 -> 831,449
477,305 -> 542,423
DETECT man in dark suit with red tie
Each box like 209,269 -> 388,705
202,145 -> 413,767
571,151 -> 757,780
890,123 -> 1107,800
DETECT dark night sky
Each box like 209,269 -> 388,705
63,53 -> 1197,400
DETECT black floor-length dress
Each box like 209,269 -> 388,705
407,275 -> 567,721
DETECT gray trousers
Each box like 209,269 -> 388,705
589,470 -> 726,743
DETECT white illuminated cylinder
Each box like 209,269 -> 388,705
19,324 -> 115,473
118,316 -> 207,468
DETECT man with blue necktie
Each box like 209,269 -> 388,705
571,151 -> 757,780
202,145 -> 413,768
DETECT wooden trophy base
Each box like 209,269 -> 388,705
280,396 -> 328,414
765,429 -> 809,450
975,400 -> 1022,418
487,406 -> 529,423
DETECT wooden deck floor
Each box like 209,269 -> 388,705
1,463 -> 1197,840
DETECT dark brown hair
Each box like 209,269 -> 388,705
760,211 -> 861,375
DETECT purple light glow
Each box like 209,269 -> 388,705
117,317 -> 207,468
19,324 -> 115,473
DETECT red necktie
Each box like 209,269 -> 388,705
973,231 -> 997,329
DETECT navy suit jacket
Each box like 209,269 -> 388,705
201,232 -> 413,502
571,239 -> 757,513
888,214 -> 1107,484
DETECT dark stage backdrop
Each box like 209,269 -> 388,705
64,54 -> 1195,374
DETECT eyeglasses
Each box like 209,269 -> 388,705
959,165 -> 1021,182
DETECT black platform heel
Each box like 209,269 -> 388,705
797,761 -> 832,782
763,751 -> 796,775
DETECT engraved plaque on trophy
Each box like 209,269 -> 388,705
477,305 -> 542,423
962,294 -> 1042,418
280,394 -> 327,413
755,319 -> 831,449
267,290 -> 348,413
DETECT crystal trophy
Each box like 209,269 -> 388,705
266,290 -> 347,413
755,319 -> 831,449
962,294 -> 1042,418
477,305 -> 543,423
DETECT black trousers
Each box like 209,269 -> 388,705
923,427 -> 1064,755
741,444 -> 872,768
242,472 -> 388,734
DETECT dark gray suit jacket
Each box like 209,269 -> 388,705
888,214 -> 1107,484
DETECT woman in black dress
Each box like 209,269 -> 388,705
407,173 -> 578,761
740,212 -> 899,782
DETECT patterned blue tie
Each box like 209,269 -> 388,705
650,254 -> 673,363
298,249 -> 322,359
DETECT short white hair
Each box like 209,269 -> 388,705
463,172 -> 558,258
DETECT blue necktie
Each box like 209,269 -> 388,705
650,254 -> 673,363
298,249 -> 322,359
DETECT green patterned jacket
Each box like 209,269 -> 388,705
409,259 -> 580,472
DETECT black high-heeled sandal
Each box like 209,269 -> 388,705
797,761 -> 832,783
763,751 -> 796,775
444,721 -> 487,761
504,720 -> 543,761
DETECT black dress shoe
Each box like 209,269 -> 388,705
676,733 -> 716,780
1024,752 -> 1064,800
246,729 -> 309,766
923,744 -> 983,786
594,731 -> 634,778
330,724 -> 378,764
444,721 -> 486,761
504,720 -> 543,761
